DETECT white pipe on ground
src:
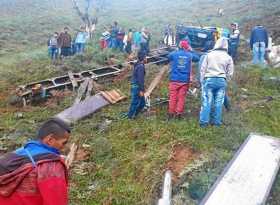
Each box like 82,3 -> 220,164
158,170 -> 172,205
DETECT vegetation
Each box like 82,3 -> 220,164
0,0 -> 280,204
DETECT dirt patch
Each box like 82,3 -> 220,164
165,143 -> 198,182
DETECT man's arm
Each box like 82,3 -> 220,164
37,161 -> 68,205
200,55 -> 208,83
226,57 -> 234,81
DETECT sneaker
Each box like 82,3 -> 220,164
200,123 -> 208,128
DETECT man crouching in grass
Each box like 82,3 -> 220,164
0,118 -> 71,205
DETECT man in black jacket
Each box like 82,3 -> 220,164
127,52 -> 146,119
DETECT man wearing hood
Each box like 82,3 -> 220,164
199,38 -> 234,127
167,40 -> 193,119
0,118 -> 71,205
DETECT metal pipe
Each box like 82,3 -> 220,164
158,170 -> 172,205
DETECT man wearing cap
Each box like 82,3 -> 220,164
0,118 -> 71,205
167,40 -> 193,119
128,52 -> 146,119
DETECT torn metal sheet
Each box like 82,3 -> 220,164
200,133 -> 280,205
56,93 -> 109,124
56,90 -> 126,124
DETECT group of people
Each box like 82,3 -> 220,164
128,37 -> 234,127
128,23 -> 270,125
48,26 -> 89,62
99,21 -> 151,56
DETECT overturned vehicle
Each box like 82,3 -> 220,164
175,25 -> 239,57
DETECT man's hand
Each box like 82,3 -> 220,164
139,91 -> 144,97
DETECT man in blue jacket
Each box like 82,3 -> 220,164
250,25 -> 269,65
128,52 -> 146,119
168,40 -> 192,119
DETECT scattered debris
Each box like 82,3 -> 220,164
97,119 -> 112,133
74,78 -> 90,105
15,47 -> 171,103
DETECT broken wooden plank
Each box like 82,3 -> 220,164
145,65 -> 168,98
74,78 -> 90,105
100,91 -> 115,104
200,133 -> 280,205
68,71 -> 78,90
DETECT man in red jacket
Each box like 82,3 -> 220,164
0,118 -> 71,205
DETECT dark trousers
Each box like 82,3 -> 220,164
61,47 -> 71,56
128,85 -> 145,119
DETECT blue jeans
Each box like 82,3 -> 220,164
75,43 -> 85,54
229,38 -> 239,59
140,42 -> 149,55
128,85 -> 145,119
50,47 -> 58,60
116,39 -> 124,51
111,38 -> 117,49
253,42 -> 266,65
200,77 -> 227,126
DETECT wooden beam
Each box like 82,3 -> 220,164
145,65 -> 168,98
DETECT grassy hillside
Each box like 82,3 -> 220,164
0,0 -> 280,204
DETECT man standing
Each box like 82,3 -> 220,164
0,118 -> 71,205
250,25 -> 269,65
48,32 -> 59,62
128,52 -> 146,119
75,26 -> 88,54
168,40 -> 193,119
132,29 -> 141,55
140,27 -> 150,56
58,27 -> 72,57
199,38 -> 234,127
111,22 -> 119,49
229,22 -> 240,60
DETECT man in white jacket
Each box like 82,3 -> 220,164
199,37 -> 234,127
